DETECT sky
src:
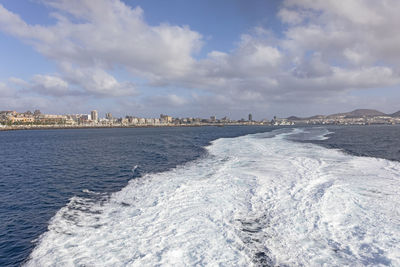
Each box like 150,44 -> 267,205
0,0 -> 400,119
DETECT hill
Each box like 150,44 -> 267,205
285,109 -> 399,121
327,109 -> 386,118
286,116 -> 302,121
390,111 -> 400,117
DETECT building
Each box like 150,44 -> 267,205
0,111 -> 15,123
37,114 -> 67,124
105,113 -> 112,120
160,114 -> 172,123
248,114 -> 253,121
221,116 -> 230,123
33,110 -> 41,117
9,116 -> 35,123
91,110 -> 98,122
79,114 -> 90,124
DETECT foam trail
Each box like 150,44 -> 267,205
26,129 -> 400,266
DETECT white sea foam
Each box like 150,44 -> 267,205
26,129 -> 400,266
132,165 -> 139,173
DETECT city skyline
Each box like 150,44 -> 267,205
1,0 -> 400,119
3,107 -> 400,127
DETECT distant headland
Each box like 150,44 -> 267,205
283,109 -> 400,125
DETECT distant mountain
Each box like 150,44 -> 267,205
390,111 -> 400,117
286,116 -> 302,121
286,109 -> 399,120
286,115 -> 326,121
286,115 -> 326,120
308,115 -> 326,119
327,109 -> 386,118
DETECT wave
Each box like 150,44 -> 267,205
25,128 -> 400,266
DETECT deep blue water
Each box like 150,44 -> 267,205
313,125 -> 400,162
0,126 -> 275,267
1,125 -> 399,266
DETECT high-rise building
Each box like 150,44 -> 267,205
91,110 -> 98,122
105,112 -> 112,120
248,113 -> 253,121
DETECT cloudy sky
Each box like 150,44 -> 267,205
0,0 -> 400,119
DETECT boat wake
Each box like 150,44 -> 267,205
26,128 -> 400,266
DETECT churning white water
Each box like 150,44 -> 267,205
26,129 -> 400,266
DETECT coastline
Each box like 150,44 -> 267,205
0,123 -> 268,132
1,123 -> 397,132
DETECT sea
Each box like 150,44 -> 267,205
0,125 -> 399,266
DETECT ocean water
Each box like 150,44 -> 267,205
1,125 -> 400,266
311,125 -> 400,162
0,126 -> 274,266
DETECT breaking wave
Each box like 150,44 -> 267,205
25,128 -> 400,266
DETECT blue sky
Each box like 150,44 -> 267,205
0,0 -> 399,119
125,0 -> 284,52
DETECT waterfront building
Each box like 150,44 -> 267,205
160,114 -> 172,123
121,118 -> 129,125
132,117 -> 139,124
248,114 -> 253,121
145,118 -> 154,125
221,116 -> 229,123
78,114 -> 90,124
9,116 -> 35,123
91,110 -> 98,122
33,110 -> 41,117
105,113 -> 112,120
37,114 -> 67,124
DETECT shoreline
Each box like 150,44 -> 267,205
1,123 -> 397,132
0,123 -> 268,132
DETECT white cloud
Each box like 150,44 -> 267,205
31,74 -> 69,96
146,94 -> 188,108
183,0 -> 400,113
0,0 -> 202,78
0,0 -> 201,97
278,8 -> 306,25
59,64 -> 137,96
281,0 -> 400,66
8,77 -> 29,87
166,94 -> 187,106
1,0 -> 400,117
